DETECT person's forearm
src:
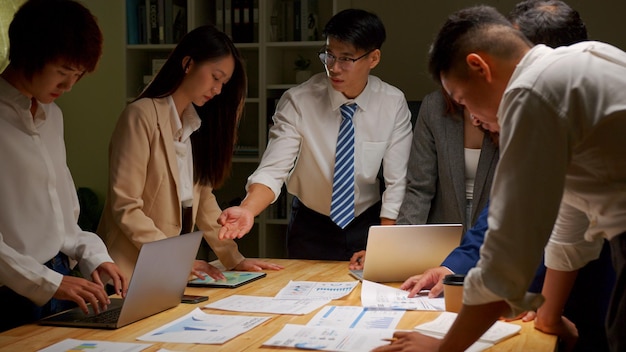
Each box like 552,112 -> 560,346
537,268 -> 578,326
440,301 -> 509,351
380,217 -> 395,225
240,183 -> 275,216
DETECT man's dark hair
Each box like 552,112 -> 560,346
8,0 -> 102,77
323,9 -> 386,52
508,0 -> 588,47
428,5 -> 531,83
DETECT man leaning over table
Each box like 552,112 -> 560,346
396,2 -> 614,351
373,4 -> 626,352
217,9 -> 412,261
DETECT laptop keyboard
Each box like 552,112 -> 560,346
78,307 -> 122,323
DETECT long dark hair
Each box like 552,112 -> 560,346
138,25 -> 246,188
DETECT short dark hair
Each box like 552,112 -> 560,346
139,25 -> 246,188
322,9 -> 386,52
428,5 -> 531,83
8,0 -> 102,77
508,0 -> 587,47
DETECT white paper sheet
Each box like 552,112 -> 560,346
361,280 -> 445,310
203,295 -> 331,315
37,339 -> 151,352
136,308 -> 269,344
306,305 -> 405,329
275,281 -> 359,300
263,324 -> 397,351
414,311 -> 521,344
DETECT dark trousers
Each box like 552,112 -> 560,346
528,240 -> 614,352
287,197 -> 381,261
607,231 -> 626,352
0,252 -> 76,332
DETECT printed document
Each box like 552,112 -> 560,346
306,305 -> 405,329
275,281 -> 358,300
263,324 -> 397,351
38,339 -> 151,352
361,280 -> 445,310
136,308 -> 269,344
414,312 -> 522,351
204,295 -> 330,315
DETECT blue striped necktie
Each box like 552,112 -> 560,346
330,103 -> 357,229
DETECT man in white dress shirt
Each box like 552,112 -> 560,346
373,5 -> 626,352
0,0 -> 128,332
218,9 -> 412,260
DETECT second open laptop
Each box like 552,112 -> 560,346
350,224 -> 463,283
38,231 -> 202,329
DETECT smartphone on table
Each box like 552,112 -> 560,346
181,294 -> 208,304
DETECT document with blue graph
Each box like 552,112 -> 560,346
306,305 -> 405,330
274,281 -> 359,300
361,280 -> 445,311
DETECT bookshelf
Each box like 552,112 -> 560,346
125,0 -> 348,258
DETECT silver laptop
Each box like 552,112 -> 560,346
39,231 -> 202,329
350,224 -> 463,282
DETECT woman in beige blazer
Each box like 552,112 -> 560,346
98,25 -> 282,280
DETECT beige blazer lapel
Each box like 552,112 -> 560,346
151,98 -> 182,207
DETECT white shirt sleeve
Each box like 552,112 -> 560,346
544,201 -> 604,271
464,88 -> 569,316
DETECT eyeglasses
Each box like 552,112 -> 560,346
317,49 -> 375,70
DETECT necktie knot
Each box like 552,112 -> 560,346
340,103 -> 357,121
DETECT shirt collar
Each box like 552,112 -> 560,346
327,76 -> 372,113
167,95 -> 202,142
0,76 -> 48,128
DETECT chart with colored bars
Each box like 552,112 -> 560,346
274,281 -> 359,300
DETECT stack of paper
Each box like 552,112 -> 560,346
414,312 -> 522,352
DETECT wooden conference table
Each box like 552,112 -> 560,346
0,259 -> 556,351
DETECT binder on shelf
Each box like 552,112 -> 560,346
138,1 -> 147,43
293,0 -> 301,41
224,0 -> 232,38
126,0 -> 140,44
216,0 -> 224,32
232,0 -> 242,42
269,0 -> 281,41
147,0 -> 159,44
303,0 -> 319,41
157,0 -> 165,43
164,0 -> 173,43
253,0 -> 259,42
282,0 -> 294,41
172,0 -> 187,43
242,0 -> 254,42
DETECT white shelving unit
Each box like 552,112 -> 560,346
125,0 -> 347,258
